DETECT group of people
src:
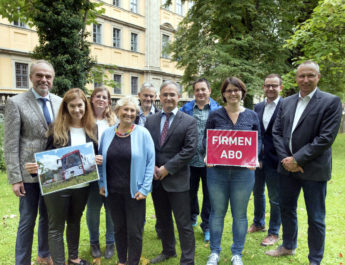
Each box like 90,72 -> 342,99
3,59 -> 342,265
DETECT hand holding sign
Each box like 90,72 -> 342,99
206,129 -> 258,167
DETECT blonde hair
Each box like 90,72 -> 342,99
90,87 -> 115,125
114,96 -> 139,123
51,88 -> 97,147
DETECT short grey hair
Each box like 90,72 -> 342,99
297,60 -> 320,74
114,96 -> 140,114
140,82 -> 157,93
160,80 -> 181,95
30,59 -> 55,77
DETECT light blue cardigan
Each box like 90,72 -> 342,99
98,125 -> 155,198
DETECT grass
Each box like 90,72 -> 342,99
1,134 -> 345,265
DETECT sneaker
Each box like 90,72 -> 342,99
231,255 -> 243,265
204,231 -> 210,243
192,220 -> 198,227
206,253 -> 219,265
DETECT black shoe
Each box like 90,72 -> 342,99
104,244 -> 115,259
90,244 -> 101,258
150,253 -> 177,264
68,259 -> 91,265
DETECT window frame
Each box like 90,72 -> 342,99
113,74 -> 122,94
131,32 -> 138,52
113,28 -> 121,48
93,23 -> 102,44
131,76 -> 139,95
15,62 -> 29,89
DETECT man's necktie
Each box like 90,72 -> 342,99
160,113 -> 171,146
39,98 -> 52,125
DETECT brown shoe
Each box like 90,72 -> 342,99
265,245 -> 296,256
261,235 -> 279,246
36,256 -> 53,265
248,223 -> 266,233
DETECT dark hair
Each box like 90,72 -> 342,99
220,77 -> 247,103
192,78 -> 210,91
265,74 -> 282,85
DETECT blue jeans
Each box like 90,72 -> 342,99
253,165 -> 281,236
207,167 -> 254,256
16,183 -> 49,265
190,166 -> 210,232
86,182 -> 115,245
280,174 -> 326,265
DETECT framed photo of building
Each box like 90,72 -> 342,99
35,142 -> 99,195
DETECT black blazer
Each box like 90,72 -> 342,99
272,88 -> 342,181
254,98 -> 282,169
46,129 -> 98,154
145,110 -> 198,192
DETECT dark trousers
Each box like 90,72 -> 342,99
107,192 -> 146,265
44,186 -> 89,265
253,165 -> 281,236
189,166 -> 210,232
280,173 -> 327,265
15,183 -> 49,265
152,182 -> 195,265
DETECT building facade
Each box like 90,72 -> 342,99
0,0 -> 193,109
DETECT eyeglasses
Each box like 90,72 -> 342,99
264,84 -> 280,89
224,88 -> 241,94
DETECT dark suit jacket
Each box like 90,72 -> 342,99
272,88 -> 342,181
254,98 -> 282,169
145,110 -> 198,192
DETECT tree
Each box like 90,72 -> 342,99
284,0 -> 345,99
0,0 -> 104,96
167,0 -> 318,106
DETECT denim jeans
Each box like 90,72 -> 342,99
280,173 -> 327,265
15,183 -> 49,265
189,166 -> 210,232
86,182 -> 115,245
253,165 -> 281,236
207,167 -> 254,256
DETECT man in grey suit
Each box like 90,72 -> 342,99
266,61 -> 342,265
145,80 -> 198,265
4,60 -> 62,265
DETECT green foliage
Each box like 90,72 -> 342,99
285,0 -> 345,99
169,0 -> 318,105
0,0 -> 105,96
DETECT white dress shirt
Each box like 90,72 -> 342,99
263,97 -> 280,130
289,88 -> 317,152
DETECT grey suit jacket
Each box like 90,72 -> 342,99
4,89 -> 62,184
272,88 -> 342,181
145,110 -> 198,192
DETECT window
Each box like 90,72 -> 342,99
176,0 -> 183,15
162,0 -> 170,10
113,74 -> 121,94
93,24 -> 102,44
130,0 -> 137,13
162,34 -> 170,58
113,0 -> 120,6
131,76 -> 138,95
15,62 -> 29,88
131,33 -> 138,52
13,18 -> 26,28
189,1 -> 194,9
113,28 -> 121,48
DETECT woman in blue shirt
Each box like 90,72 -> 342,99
98,96 -> 155,265
205,77 -> 261,265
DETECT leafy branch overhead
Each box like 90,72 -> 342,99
0,0 -> 105,96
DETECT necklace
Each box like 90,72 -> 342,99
115,124 -> 135,137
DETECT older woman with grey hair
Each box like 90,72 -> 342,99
98,96 -> 155,265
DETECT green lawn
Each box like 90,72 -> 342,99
1,134 -> 345,265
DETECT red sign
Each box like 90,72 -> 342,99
206,129 -> 258,167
